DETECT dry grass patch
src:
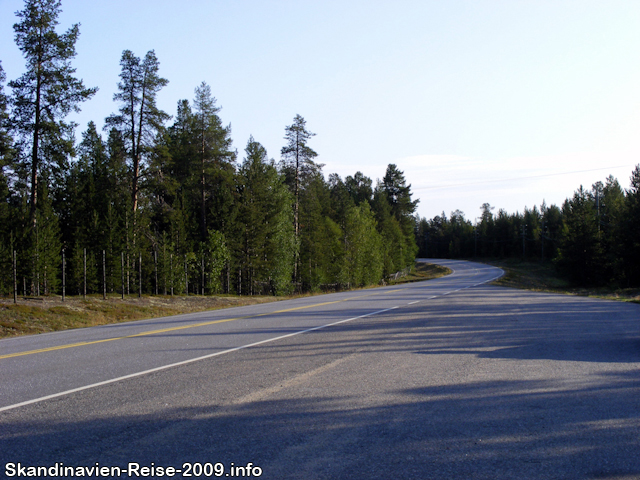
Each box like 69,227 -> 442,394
0,262 -> 454,339
0,294 -> 287,338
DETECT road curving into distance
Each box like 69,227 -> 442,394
1,259 -> 639,479
0,259 -> 500,412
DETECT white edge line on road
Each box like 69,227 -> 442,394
408,301 -> 419,305
0,306 -> 399,414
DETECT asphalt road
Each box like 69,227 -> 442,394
1,259 -> 639,479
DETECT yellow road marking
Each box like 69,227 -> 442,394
269,300 -> 342,314
0,316 -> 245,360
1,286 -> 410,360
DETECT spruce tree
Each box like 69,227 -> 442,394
557,186 -> 605,286
345,171 -> 373,206
599,176 -> 625,282
622,165 -> 640,285
235,137 -> 294,295
381,164 -> 419,221
379,164 -> 419,267
372,186 -> 404,276
192,82 -> 235,240
62,122 -> 114,293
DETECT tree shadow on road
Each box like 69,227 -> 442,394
1,286 -> 639,479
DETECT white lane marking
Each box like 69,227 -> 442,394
0,306 -> 399,413
477,272 -> 505,285
408,301 -> 420,305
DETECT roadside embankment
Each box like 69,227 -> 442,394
0,261 -> 451,338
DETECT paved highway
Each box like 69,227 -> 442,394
1,259 -> 639,479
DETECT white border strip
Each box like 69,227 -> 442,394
0,306 -> 398,413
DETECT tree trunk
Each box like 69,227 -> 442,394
29,68 -> 41,228
201,133 -> 206,241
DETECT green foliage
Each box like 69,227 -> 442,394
192,82 -> 236,239
297,171 -> 330,289
381,164 -> 419,221
0,62 -> 13,166
599,176 -> 625,281
314,216 -> 346,287
105,49 -> 169,213
622,165 -> 640,285
372,175 -> 418,276
269,211 -> 297,295
280,114 -> 321,255
344,203 -> 383,287
345,171 -> 373,206
204,229 -> 230,294
376,165 -> 419,269
10,0 -> 96,224
32,186 -> 61,294
416,166 -> 640,288
234,137 -> 295,295
555,186 -> 605,286
2,4 -> 419,298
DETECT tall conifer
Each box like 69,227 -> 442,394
106,49 -> 169,214
10,0 -> 96,227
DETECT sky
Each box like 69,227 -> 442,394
1,0 -> 639,221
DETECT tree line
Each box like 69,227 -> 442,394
0,0 -> 418,298
415,168 -> 640,287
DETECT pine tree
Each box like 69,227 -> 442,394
280,115 -> 320,241
0,62 -> 13,167
105,49 -> 169,215
10,0 -> 96,227
0,62 -> 14,295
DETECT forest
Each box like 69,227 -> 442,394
415,168 -> 640,287
1,1 -> 639,301
0,0 -> 419,299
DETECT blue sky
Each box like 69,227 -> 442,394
1,0 -> 639,220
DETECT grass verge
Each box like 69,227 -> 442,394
0,294 -> 288,338
390,262 -> 452,284
0,261 -> 451,338
484,258 -> 640,303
